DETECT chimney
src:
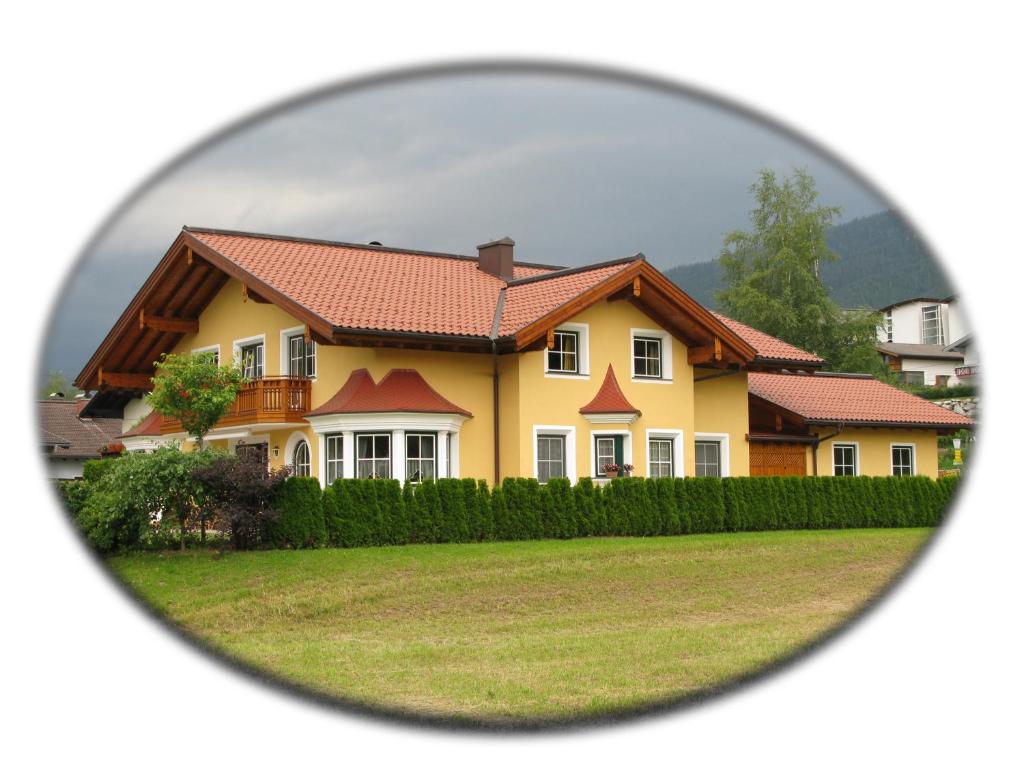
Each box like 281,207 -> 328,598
477,237 -> 515,280
75,391 -> 90,415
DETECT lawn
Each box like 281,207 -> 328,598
110,529 -> 930,724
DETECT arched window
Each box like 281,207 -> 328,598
292,440 -> 311,477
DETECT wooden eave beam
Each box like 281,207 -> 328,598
688,338 -> 723,366
98,369 -> 153,391
139,310 -> 199,334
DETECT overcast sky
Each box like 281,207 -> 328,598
43,68 -> 887,383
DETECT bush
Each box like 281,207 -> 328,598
193,452 -> 289,550
83,457 -> 119,484
268,476 -> 326,548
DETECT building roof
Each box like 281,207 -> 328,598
188,229 -> 559,339
945,334 -> 973,352
306,369 -> 472,418
711,312 -> 825,366
877,342 -> 964,361
876,296 -> 955,313
748,372 -> 974,429
38,400 -> 125,459
579,365 -> 641,414
120,410 -> 163,438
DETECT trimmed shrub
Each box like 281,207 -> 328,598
542,478 -> 577,539
573,478 -> 604,536
268,476 -> 326,548
436,479 -> 470,543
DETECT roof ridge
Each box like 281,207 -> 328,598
504,253 -> 644,287
184,226 -> 563,271
489,287 -> 506,340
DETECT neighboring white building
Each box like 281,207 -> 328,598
877,296 -> 971,386
38,395 -> 125,478
946,333 -> 980,384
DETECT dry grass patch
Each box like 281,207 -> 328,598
110,529 -> 929,722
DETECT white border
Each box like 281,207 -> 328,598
191,343 -> 221,364
630,327 -> 673,383
543,321 -> 591,379
695,431 -> 731,477
590,428 -> 633,477
645,428 -> 684,478
282,430 -> 310,474
890,442 -> 917,476
278,325 -> 316,379
231,333 -> 266,376
532,424 -> 577,482
829,440 -> 861,477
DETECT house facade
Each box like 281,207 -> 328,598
877,296 -> 971,386
74,228 -> 972,484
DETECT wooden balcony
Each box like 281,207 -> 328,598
160,376 -> 312,435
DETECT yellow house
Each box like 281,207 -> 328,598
77,228 -> 973,483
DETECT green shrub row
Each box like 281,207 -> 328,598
264,474 -> 960,549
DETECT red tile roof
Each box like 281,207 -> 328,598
121,410 -> 163,438
38,400 -> 125,459
748,372 -> 974,428
306,369 -> 472,417
712,312 -> 824,365
499,259 -> 640,336
580,365 -> 641,414
189,230 -> 555,339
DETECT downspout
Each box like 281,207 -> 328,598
810,423 -> 845,476
489,288 -> 507,486
492,339 -> 500,484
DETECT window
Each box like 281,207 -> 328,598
406,433 -> 436,483
239,341 -> 264,378
356,433 -> 391,479
935,374 -> 950,387
291,440 -> 311,477
695,440 -> 721,477
884,311 -> 893,342
595,436 -> 619,476
326,435 -> 344,483
901,370 -> 925,386
921,304 -> 945,345
633,336 -> 662,378
547,330 -> 579,374
537,435 -> 566,483
649,439 -> 673,478
287,334 -> 316,378
892,445 -> 915,476
193,346 -> 220,366
833,444 -> 858,476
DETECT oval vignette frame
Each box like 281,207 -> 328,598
37,58 -> 977,733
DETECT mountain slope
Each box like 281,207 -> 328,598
663,210 -> 954,310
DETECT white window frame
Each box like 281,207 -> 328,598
890,443 -> 916,476
232,334 -> 266,379
884,311 -> 893,343
830,441 -> 860,477
645,428 -> 684,478
589,429 -> 633,478
279,325 -> 316,379
694,432 -> 730,477
355,432 -> 393,479
191,343 -> 221,366
630,327 -> 673,383
543,322 -> 590,379
405,432 -> 437,484
532,425 -> 577,483
921,304 -> 945,346
306,412 -> 466,487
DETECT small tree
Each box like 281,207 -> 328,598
718,168 -> 888,375
147,352 -> 245,449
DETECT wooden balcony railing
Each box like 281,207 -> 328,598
160,376 -> 312,435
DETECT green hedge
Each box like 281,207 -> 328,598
268,476 -> 327,548
68,470 -> 960,551
319,474 -> 961,548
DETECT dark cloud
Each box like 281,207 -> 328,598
43,71 -> 886,379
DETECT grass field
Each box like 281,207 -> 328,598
110,529 -> 930,723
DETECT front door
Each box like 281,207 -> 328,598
236,441 -> 269,469
595,435 -> 625,477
